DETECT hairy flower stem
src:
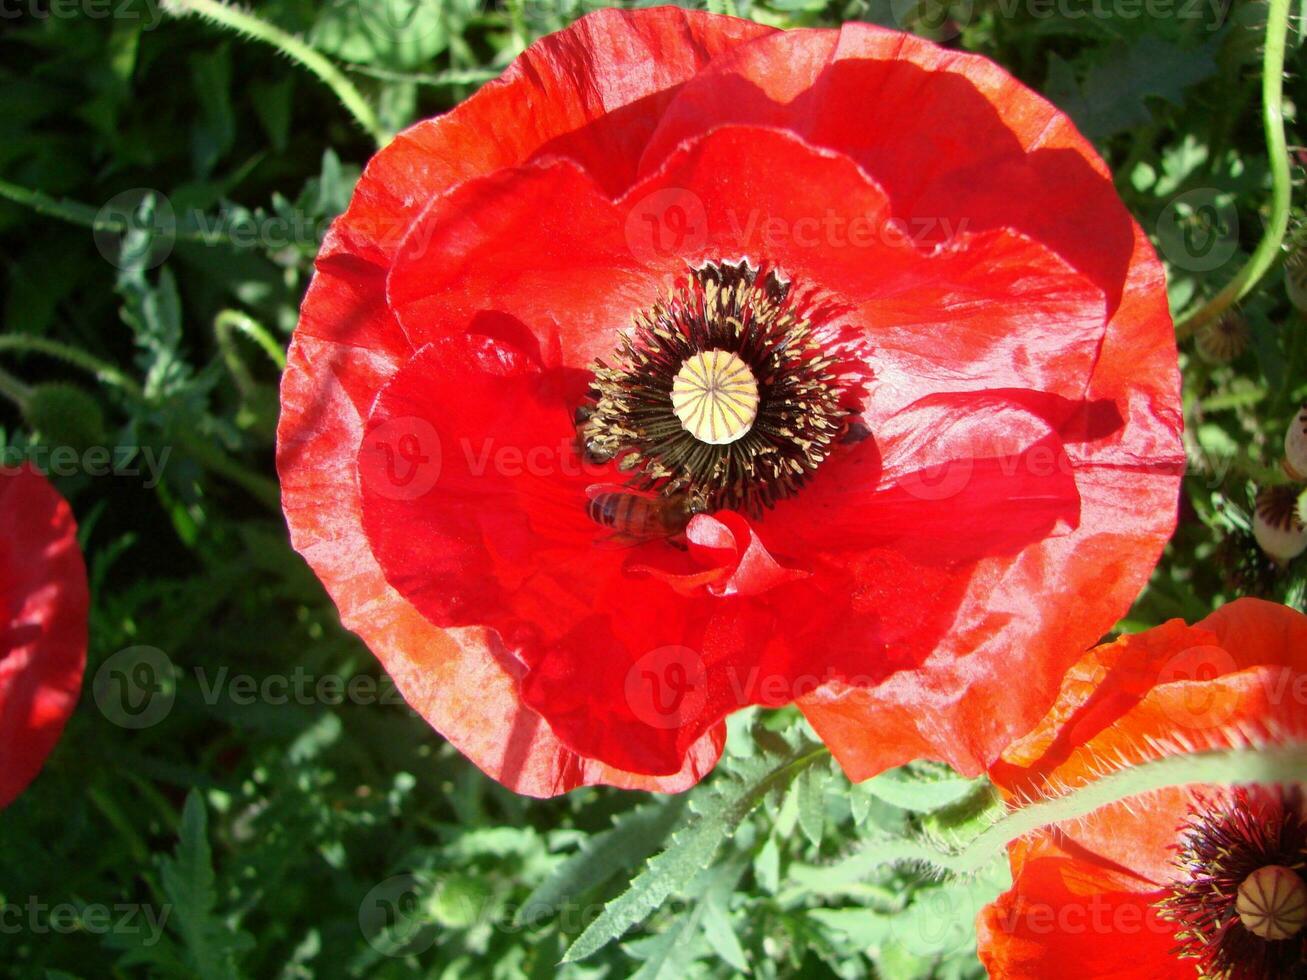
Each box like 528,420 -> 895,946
161,0 -> 389,147
1175,0 -> 1292,340
825,743 -> 1307,882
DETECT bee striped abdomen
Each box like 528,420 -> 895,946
587,492 -> 660,536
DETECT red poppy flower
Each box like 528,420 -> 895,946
0,465 -> 88,808
277,7 -> 1183,795
978,598 -> 1307,979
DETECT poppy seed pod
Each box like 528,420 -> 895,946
1284,404 -> 1307,481
1194,311 -> 1250,365
1253,485 -> 1307,564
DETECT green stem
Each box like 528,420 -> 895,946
0,364 -> 32,408
1175,0 -> 1293,340
794,743 -> 1307,886
0,334 -> 280,511
214,310 -> 287,398
161,0 -> 388,147
344,64 -> 499,88
0,178 -> 317,252
0,334 -> 144,398
173,430 -> 281,511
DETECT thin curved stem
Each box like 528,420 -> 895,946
1175,0 -> 1293,339
162,0 -> 388,147
214,310 -> 287,398
0,334 -> 144,399
0,365 -> 32,409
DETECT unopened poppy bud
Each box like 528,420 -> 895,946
1284,404 -> 1307,481
428,873 -> 492,929
1194,311 -> 1249,364
22,383 -> 106,454
1253,485 -> 1307,563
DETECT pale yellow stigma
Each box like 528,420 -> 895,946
1236,865 -> 1307,941
671,349 -> 759,446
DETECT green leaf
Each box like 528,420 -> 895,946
806,907 -> 894,948
563,743 -> 824,962
623,903 -> 708,980
863,765 -> 990,813
893,859 -> 1010,958
157,791 -> 250,980
795,761 -> 828,848
1046,37 -> 1218,139
697,861 -> 750,972
516,796 -> 686,924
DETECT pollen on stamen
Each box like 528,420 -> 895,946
580,259 -> 866,515
1157,787 -> 1307,979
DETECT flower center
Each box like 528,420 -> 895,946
1157,787 -> 1307,979
581,260 -> 861,515
670,349 -> 759,445
1237,866 -> 1307,942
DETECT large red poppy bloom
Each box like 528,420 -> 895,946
0,465 -> 88,808
277,7 -> 1183,795
978,599 -> 1307,979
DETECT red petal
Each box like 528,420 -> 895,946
278,8 -> 777,795
0,465 -> 88,808
976,856 -> 1187,980
977,600 -> 1307,974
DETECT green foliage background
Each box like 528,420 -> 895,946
0,0 -> 1304,976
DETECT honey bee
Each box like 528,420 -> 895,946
585,484 -> 707,546
573,405 -> 617,465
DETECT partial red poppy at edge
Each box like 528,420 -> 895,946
978,598 -> 1307,979
277,7 -> 1184,795
0,465 -> 88,808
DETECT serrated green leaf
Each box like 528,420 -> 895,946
795,762 -> 827,848
697,861 -> 750,973
563,743 -> 823,962
516,796 -> 686,924
1046,37 -> 1218,139
157,791 -> 249,980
